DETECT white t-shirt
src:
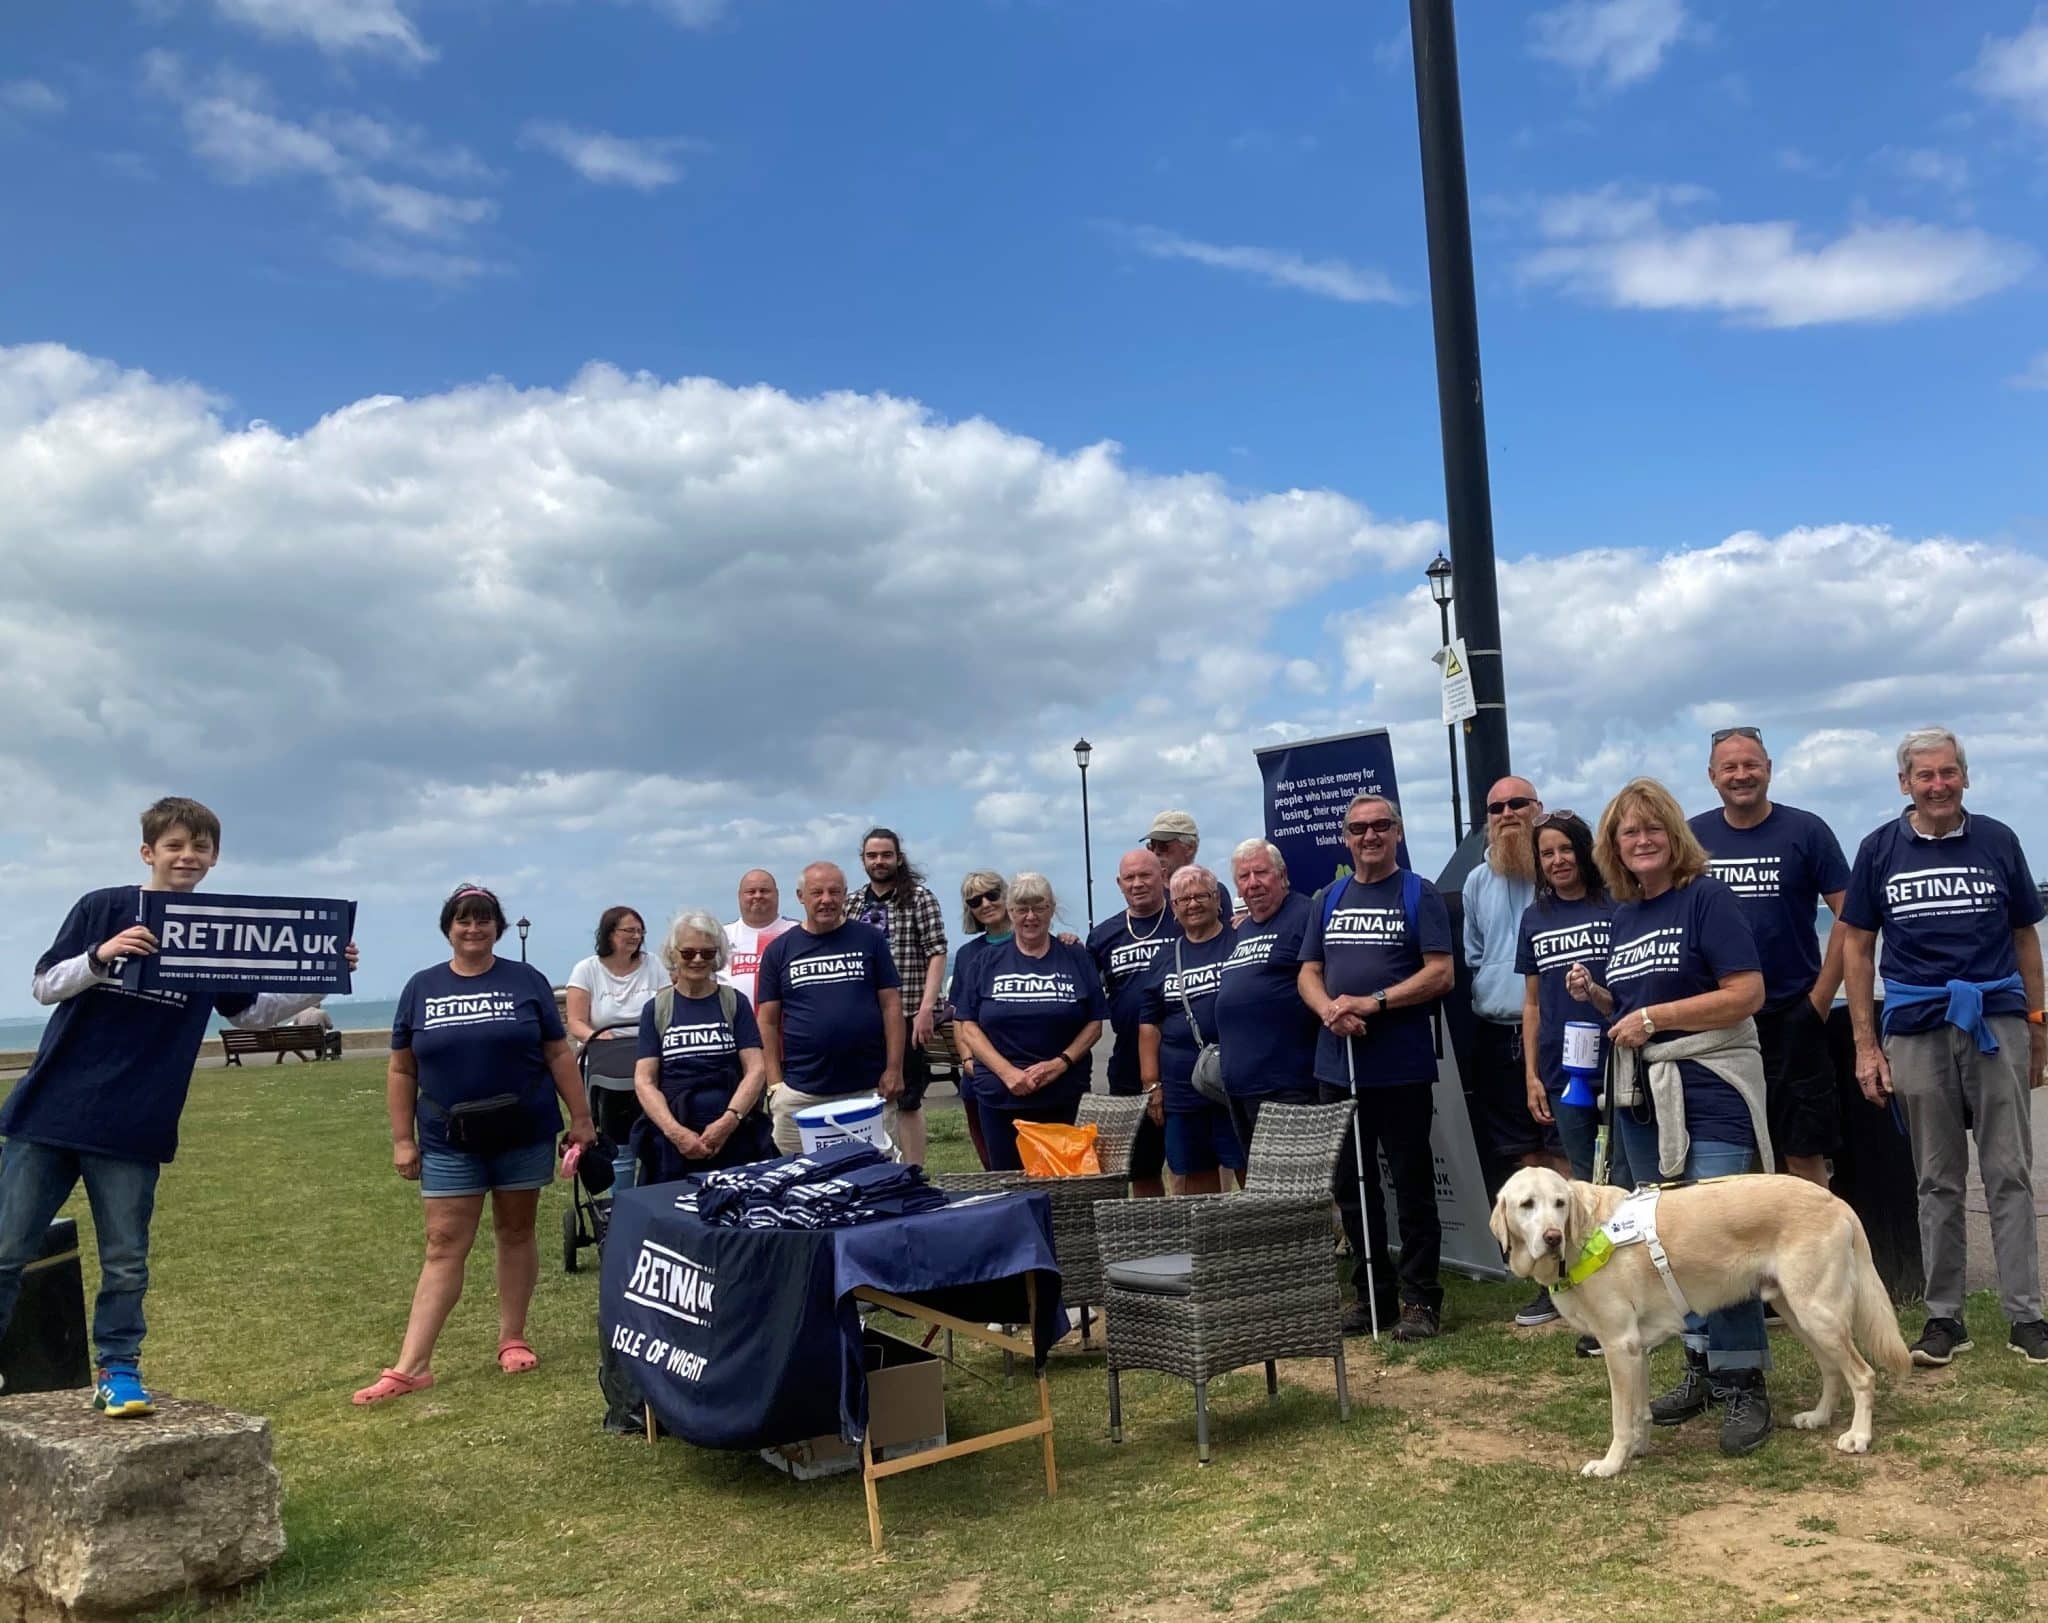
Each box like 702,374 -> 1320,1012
721,916 -> 800,1005
566,952 -> 667,1036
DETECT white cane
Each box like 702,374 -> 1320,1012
1345,1028 -> 1380,1344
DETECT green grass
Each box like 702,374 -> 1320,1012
37,1057 -> 2048,1619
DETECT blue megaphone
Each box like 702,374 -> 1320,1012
1560,1019 -> 1602,1108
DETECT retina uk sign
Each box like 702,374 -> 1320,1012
122,892 -> 356,995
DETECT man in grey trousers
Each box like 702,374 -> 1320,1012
1841,726 -> 2048,1368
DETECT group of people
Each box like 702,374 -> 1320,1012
1,723 -> 2041,1448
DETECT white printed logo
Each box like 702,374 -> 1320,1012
1706,855 -> 1784,900
1883,864 -> 2004,920
423,991 -> 519,1029
662,1021 -> 736,1059
1108,937 -> 1167,982
1529,921 -> 1612,974
989,972 -> 1078,1004
1223,933 -> 1278,972
786,952 -> 872,989
1605,926 -> 1684,986
1164,962 -> 1226,1000
623,1238 -> 716,1327
1326,906 -> 1406,947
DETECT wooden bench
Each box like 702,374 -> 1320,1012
925,1021 -> 963,1087
220,1027 -> 340,1065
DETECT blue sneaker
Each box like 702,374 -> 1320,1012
93,1365 -> 156,1417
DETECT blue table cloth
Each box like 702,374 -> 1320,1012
600,1182 -> 1063,1449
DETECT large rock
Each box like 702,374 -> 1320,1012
0,1392 -> 284,1619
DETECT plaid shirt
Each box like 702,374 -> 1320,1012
847,881 -> 948,1010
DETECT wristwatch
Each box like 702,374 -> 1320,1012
1373,990 -> 1389,1014
1640,1008 -> 1657,1037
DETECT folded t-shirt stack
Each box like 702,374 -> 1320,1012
676,1141 -> 950,1229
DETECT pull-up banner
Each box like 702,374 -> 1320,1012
1254,726 -> 1407,896
122,892 -> 356,995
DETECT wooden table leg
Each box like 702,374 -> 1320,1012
862,1427 -> 884,1552
644,1405 -> 657,1447
1028,1272 -> 1057,1498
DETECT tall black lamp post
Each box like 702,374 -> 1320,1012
516,916 -> 531,963
1426,552 -> 1463,843
1073,738 -> 1096,930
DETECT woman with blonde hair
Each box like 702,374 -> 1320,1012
949,870 -> 1012,1167
1567,777 -> 1771,1454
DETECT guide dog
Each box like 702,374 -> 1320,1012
1489,1167 -> 1911,1478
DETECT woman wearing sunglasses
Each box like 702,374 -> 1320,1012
949,871 -> 1012,1167
630,908 -> 775,1184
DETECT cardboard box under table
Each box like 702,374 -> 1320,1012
600,1182 -> 1064,1550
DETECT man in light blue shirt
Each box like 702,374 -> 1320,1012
1463,775 -> 1566,1326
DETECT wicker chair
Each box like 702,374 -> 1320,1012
928,1094 -> 1146,1331
1093,1100 -> 1355,1463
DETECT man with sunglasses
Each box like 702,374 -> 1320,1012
1143,809 -> 1231,920
1687,726 -> 1851,1190
1298,794 -> 1455,1340
1464,779 -> 1569,1327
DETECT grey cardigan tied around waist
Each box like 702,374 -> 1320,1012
1611,1019 -> 1772,1181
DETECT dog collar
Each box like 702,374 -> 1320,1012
1551,1230 -> 1615,1292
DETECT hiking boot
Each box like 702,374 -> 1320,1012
1340,1296 -> 1397,1337
1650,1346 -> 1713,1426
1514,1287 -> 1561,1327
93,1365 -> 155,1418
1391,1303 -> 1440,1342
1574,1334 -> 1603,1359
2008,1320 -> 2048,1365
1716,1371 -> 1773,1456
1911,1316 -> 1973,1367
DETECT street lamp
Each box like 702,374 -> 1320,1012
1426,552 -> 1464,842
1073,738 -> 1096,930
516,916 -> 531,963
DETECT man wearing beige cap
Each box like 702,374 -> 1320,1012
1146,810 -> 1231,918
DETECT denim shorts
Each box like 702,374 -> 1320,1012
419,1136 -> 556,1198
1163,1104 -> 1247,1176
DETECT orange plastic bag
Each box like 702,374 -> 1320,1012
1013,1120 -> 1101,1177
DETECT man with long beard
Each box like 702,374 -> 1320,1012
1462,775 -> 1568,1326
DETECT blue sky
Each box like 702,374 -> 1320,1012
2,0 -> 2046,1006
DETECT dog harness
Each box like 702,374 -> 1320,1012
1550,1185 -> 1693,1318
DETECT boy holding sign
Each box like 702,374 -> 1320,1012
0,797 -> 356,1415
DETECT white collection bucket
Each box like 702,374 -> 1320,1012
794,1093 -> 890,1156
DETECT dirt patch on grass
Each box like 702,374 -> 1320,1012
1284,1355 -> 1571,1469
1665,1475 -> 2048,1613
914,1577 -> 986,1617
1101,1553 -> 1326,1620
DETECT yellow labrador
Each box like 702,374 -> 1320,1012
1490,1167 -> 1911,1478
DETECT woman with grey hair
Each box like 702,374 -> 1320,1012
630,908 -> 774,1181
953,873 -> 1109,1171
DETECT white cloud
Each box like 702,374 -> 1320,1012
1971,8 -> 2048,128
0,342 -> 1440,999
0,80 -> 66,116
613,0 -> 730,28
144,54 -> 497,277
2013,349 -> 2048,389
519,123 -> 695,191
207,0 -> 433,65
1115,225 -> 1405,305
1521,184 -> 2032,326
1883,146 -> 1971,195
1528,0 -> 1692,90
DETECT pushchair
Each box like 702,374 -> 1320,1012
562,1020 -> 644,1273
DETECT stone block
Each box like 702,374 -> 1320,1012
0,1392 -> 284,1619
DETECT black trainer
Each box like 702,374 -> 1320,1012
1340,1296 -> 1397,1337
1911,1316 -> 1973,1367
2008,1320 -> 2048,1365
1650,1346 -> 1713,1426
1514,1288 -> 1561,1327
1574,1334 -> 1603,1359
1392,1302 -> 1440,1342
1716,1371 -> 1773,1456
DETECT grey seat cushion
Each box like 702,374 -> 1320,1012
1105,1252 -> 1194,1296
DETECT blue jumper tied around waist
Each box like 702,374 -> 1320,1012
1881,973 -> 2025,1053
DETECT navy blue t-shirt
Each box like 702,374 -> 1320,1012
394,957 -> 567,1153
635,988 -> 763,1131
0,886 -> 261,1164
954,937 -> 1109,1112
950,931 -> 1008,1011
1087,908 -> 1181,1091
1602,877 -> 1761,1147
1689,804 -> 1850,1008
1212,891 -> 1319,1098
1137,926 -> 1238,1113
1513,893 -> 1615,1098
754,921 -> 901,1096
1841,811 -> 2045,1037
1299,870 -> 1454,1089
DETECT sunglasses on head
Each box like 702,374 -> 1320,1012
1486,795 -> 1538,816
966,889 -> 1004,908
1532,809 -> 1579,830
1345,818 -> 1398,837
1711,725 -> 1764,746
